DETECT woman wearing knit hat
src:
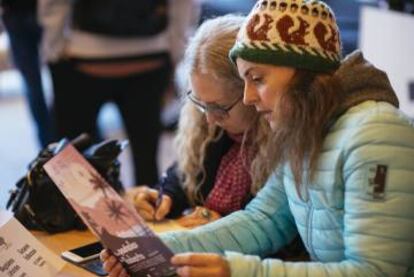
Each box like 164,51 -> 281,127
101,1 -> 414,276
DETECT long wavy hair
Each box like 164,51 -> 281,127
175,15 -> 272,205
267,69 -> 344,194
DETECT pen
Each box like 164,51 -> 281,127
153,174 -> 166,222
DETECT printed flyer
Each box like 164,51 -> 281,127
44,144 -> 176,277
0,210 -> 66,277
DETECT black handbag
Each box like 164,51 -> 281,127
6,133 -> 128,234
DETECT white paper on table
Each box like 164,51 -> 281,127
0,210 -> 66,277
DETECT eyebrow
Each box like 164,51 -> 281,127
190,91 -> 227,105
203,98 -> 229,106
242,66 -> 260,78
192,95 -> 220,105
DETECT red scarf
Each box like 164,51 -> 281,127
205,134 -> 253,216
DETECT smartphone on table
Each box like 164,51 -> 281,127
61,241 -> 107,276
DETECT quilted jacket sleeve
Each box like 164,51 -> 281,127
224,107 -> 414,276
336,109 -> 414,276
162,104 -> 414,277
161,171 -> 298,258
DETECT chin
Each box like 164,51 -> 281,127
269,121 -> 277,131
225,129 -> 239,135
224,128 -> 244,136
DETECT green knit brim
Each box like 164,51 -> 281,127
229,44 -> 340,73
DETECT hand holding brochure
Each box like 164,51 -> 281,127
44,144 -> 176,277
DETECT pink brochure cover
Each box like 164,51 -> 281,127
43,144 -> 176,277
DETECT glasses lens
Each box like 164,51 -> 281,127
193,105 -> 206,113
208,108 -> 228,120
187,90 -> 234,120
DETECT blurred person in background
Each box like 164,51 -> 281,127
38,0 -> 200,185
0,0 -> 55,148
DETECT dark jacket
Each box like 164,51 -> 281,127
1,0 -> 36,12
155,133 -> 234,218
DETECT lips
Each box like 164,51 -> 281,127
257,110 -> 272,122
263,113 -> 272,122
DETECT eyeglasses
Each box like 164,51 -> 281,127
186,90 -> 243,120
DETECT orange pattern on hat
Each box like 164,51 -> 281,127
246,13 -> 274,41
276,15 -> 310,45
314,22 -> 339,52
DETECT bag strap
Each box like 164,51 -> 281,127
5,179 -> 23,210
24,168 -> 58,232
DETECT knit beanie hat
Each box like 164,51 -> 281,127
229,0 -> 342,72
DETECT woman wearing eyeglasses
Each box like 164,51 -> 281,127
131,15 -> 273,228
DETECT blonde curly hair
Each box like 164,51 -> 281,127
175,15 -> 272,205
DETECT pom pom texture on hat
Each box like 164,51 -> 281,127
230,0 -> 342,72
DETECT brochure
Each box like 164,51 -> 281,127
0,210 -> 66,277
44,144 -> 176,277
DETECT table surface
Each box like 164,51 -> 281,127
32,219 -> 186,276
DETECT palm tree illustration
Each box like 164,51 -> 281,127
106,199 -> 132,230
105,199 -> 152,236
0,237 -> 6,249
89,170 -> 109,198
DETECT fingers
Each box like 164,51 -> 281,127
177,217 -> 208,228
208,209 -> 222,221
119,269 -> 130,277
134,187 -> 172,221
172,253 -> 230,277
146,188 -> 160,201
176,266 -> 219,277
135,200 -> 155,220
176,208 -> 214,228
100,249 -> 110,262
171,253 -> 221,267
154,195 -> 172,220
107,261 -> 128,277
133,188 -> 159,220
101,251 -> 118,273
100,249 -> 130,277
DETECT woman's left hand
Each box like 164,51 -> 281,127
177,207 -> 221,228
171,253 -> 231,277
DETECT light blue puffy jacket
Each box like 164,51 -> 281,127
161,53 -> 414,276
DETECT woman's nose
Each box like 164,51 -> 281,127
243,84 -> 259,106
205,112 -> 218,125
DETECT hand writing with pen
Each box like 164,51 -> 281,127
133,186 -> 172,221
132,183 -> 221,227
